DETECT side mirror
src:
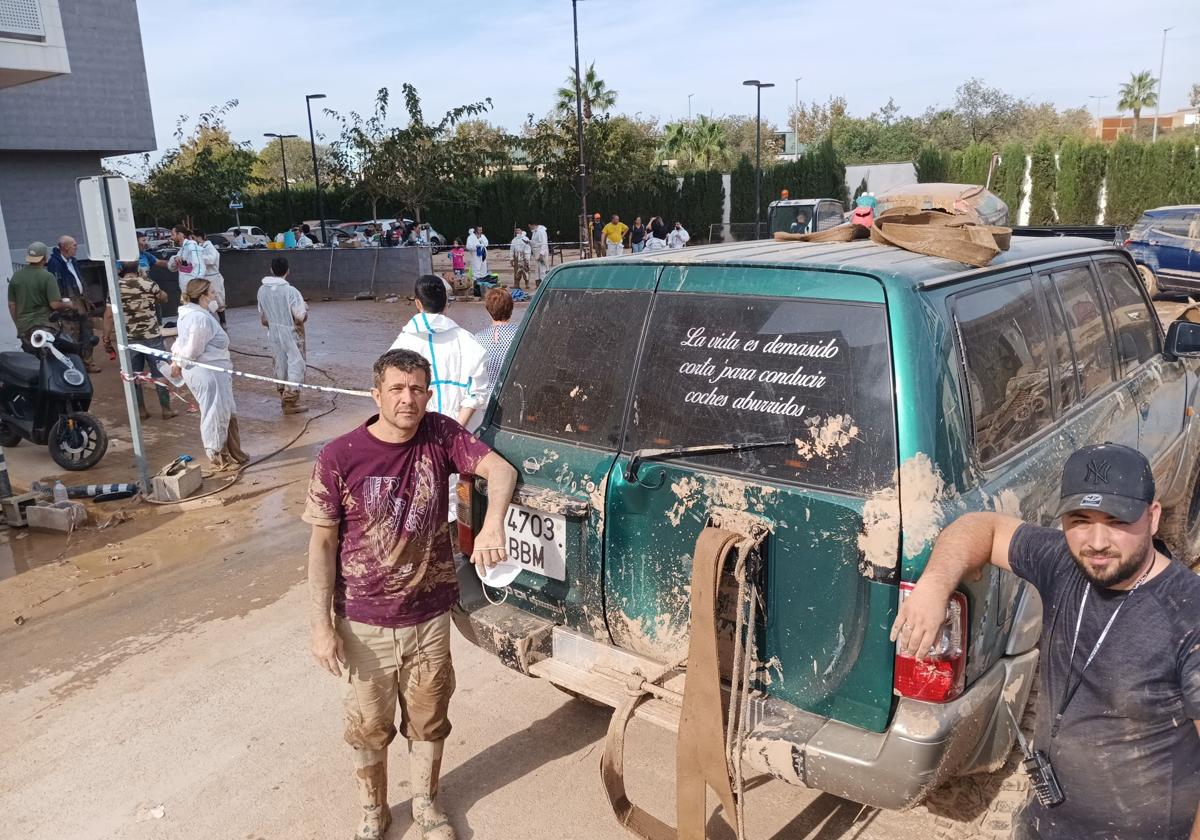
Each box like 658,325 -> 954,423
1164,319 -> 1200,361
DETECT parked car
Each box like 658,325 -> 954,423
204,233 -> 232,250
766,198 -> 846,236
454,234 -> 1200,834
1124,205 -> 1200,298
300,220 -> 347,244
876,182 -> 1010,226
222,225 -> 270,246
136,226 -> 172,249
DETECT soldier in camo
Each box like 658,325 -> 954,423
103,262 -> 177,420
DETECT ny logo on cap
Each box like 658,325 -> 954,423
1085,460 -> 1111,485
1081,493 -> 1103,508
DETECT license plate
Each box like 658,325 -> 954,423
504,504 -> 567,581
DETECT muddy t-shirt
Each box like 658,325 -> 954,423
302,413 -> 492,628
1008,524 -> 1200,840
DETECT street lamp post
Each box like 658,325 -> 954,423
1152,26 -> 1173,143
744,80 -> 774,239
794,77 -> 802,112
305,94 -> 327,244
688,93 -> 694,119
264,132 -> 299,227
571,0 -> 589,258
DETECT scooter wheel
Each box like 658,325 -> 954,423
0,421 -> 20,448
48,412 -> 108,471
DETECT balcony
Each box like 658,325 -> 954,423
0,0 -> 69,89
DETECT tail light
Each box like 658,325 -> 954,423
893,582 -> 967,702
1122,238 -> 1132,247
456,475 -> 474,557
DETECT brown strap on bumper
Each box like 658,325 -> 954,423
599,526 -> 747,840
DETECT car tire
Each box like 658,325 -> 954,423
925,683 -> 1037,840
0,421 -> 21,447
1138,264 -> 1158,299
1159,460 -> 1200,569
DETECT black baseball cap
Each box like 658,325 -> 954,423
1055,443 -> 1155,523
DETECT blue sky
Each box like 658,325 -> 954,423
135,0 -> 1200,156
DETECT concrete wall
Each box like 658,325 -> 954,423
0,150 -> 102,249
0,0 -> 155,154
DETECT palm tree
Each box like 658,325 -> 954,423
659,121 -> 690,163
555,63 -> 618,123
1118,70 -> 1159,133
689,116 -> 729,170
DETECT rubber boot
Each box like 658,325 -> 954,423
224,416 -> 250,465
135,385 -> 150,421
352,747 -> 390,840
156,384 -> 176,419
409,739 -> 455,839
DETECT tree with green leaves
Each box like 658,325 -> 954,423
659,116 -> 730,170
250,136 -> 338,195
994,143 -> 1027,217
915,145 -> 949,183
554,62 -> 618,123
1118,71 -> 1159,134
1055,139 -> 1107,225
1027,138 -> 1057,225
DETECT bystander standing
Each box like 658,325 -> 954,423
257,256 -> 308,415
102,262 -> 176,420
47,235 -> 99,372
8,242 -> 65,349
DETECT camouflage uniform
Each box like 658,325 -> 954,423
118,275 -> 173,416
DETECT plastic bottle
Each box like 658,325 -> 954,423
53,480 -> 68,504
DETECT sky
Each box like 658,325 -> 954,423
133,0 -> 1200,159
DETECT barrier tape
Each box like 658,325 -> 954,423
120,342 -> 372,397
119,370 -> 196,406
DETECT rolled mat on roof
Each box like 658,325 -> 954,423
774,208 -> 1013,268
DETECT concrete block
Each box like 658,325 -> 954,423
27,501 -> 88,532
0,491 -> 42,527
151,463 -> 203,501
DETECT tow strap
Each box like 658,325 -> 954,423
601,524 -> 767,839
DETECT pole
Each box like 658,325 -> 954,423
688,93 -> 694,119
278,137 -> 293,223
97,180 -> 152,492
754,87 -> 762,238
572,0 -> 589,258
306,94 -> 328,244
1152,26 -> 1172,143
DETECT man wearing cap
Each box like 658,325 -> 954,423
8,242 -> 67,350
893,443 -> 1200,839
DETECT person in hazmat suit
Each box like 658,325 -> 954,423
257,256 -> 308,414
171,278 -> 249,473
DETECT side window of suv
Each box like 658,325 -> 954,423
1094,259 -> 1160,374
816,202 -> 843,230
1048,265 -> 1116,400
954,278 -> 1054,463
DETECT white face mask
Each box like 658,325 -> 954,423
207,300 -> 219,313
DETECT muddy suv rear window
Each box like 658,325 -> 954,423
491,288 -> 652,448
627,294 -> 896,494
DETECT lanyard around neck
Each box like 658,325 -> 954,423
1052,556 -> 1155,737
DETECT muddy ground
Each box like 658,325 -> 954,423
0,296 -> 1187,839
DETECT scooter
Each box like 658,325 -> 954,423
0,327 -> 108,470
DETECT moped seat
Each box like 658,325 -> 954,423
0,352 -> 40,386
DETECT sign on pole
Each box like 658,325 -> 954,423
77,175 -> 151,492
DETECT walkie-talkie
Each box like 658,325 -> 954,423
1004,703 -> 1065,807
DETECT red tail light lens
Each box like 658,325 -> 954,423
456,475 -> 474,557
893,582 -> 967,702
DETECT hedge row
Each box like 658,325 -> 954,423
918,137 -> 1200,226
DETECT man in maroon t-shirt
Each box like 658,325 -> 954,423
304,348 -> 516,840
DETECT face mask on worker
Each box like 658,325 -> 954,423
207,299 -> 219,314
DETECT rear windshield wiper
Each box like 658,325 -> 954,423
624,439 -> 792,483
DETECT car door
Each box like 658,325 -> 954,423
600,265 -> 900,733
478,263 -> 659,637
1153,210 -> 1193,278
1093,256 -> 1188,475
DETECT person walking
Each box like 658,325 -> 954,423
47,235 -> 100,372
194,231 -> 228,328
256,257 -> 308,415
304,348 -> 517,840
602,214 -> 629,258
893,443 -> 1200,840
667,221 -> 691,250
465,227 -> 488,279
8,242 -> 66,349
101,262 -> 176,420
167,225 -> 206,297
509,226 -> 530,290
170,278 -> 249,474
629,217 -> 646,253
472,287 -> 518,417
590,212 -> 604,258
527,221 -> 549,287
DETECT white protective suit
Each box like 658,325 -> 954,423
257,277 -> 307,395
510,232 -> 531,262
466,231 -> 489,278
529,224 -> 549,285
199,239 -> 227,309
667,226 -> 691,249
173,303 -> 236,458
389,312 -> 489,421
167,239 -> 207,296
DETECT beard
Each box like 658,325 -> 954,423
1070,532 -> 1154,587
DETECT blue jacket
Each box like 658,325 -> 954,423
46,247 -> 86,299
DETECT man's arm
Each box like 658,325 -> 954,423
890,512 -> 1021,659
308,524 -> 344,676
470,451 -> 517,574
7,302 -> 16,326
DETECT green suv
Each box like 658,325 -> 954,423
453,236 -> 1200,819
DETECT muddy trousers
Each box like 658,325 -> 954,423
339,613 -> 456,838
